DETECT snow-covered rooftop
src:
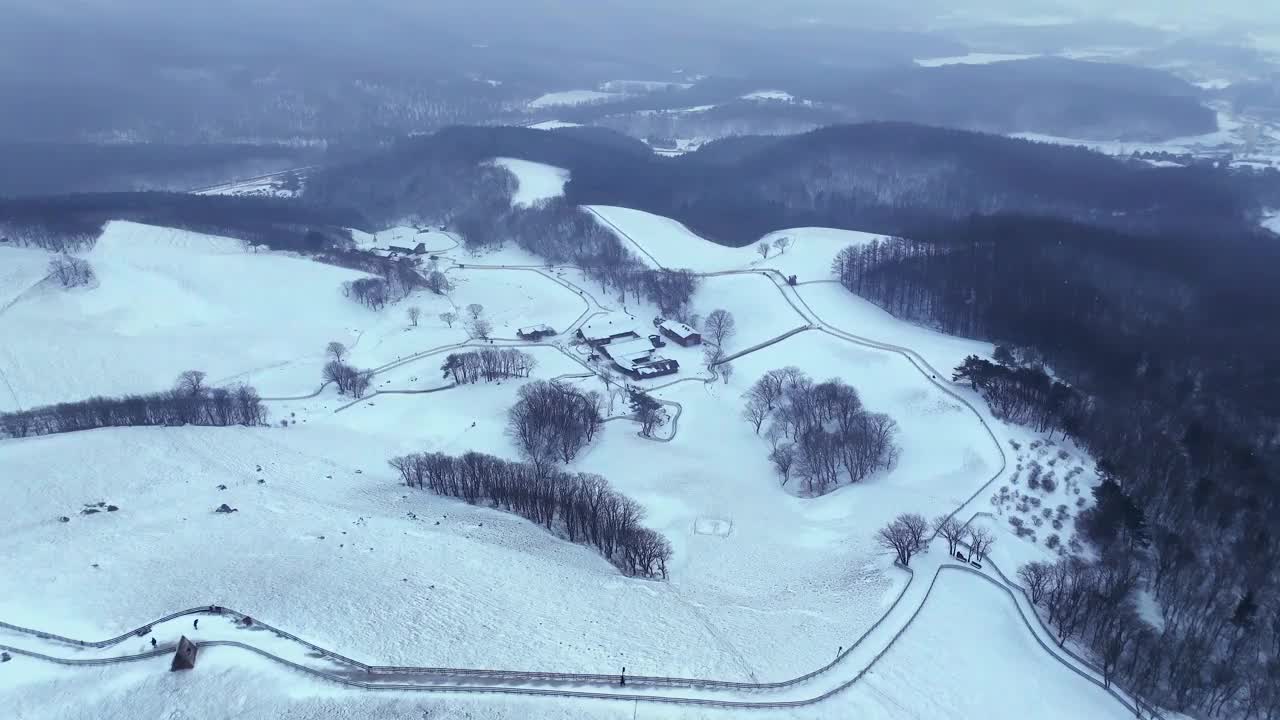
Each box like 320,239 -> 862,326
578,316 -> 639,343
659,319 -> 698,339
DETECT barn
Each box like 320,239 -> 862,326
597,336 -> 680,380
659,320 -> 702,347
577,317 -> 642,346
517,324 -> 556,340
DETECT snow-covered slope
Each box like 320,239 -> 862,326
492,157 -> 570,207
0,223 -> 373,409
1,204 -> 1128,719
528,90 -> 619,108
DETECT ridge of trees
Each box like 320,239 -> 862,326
0,371 -> 266,438
390,451 -> 671,579
442,348 -> 537,385
833,223 -> 1280,718
0,192 -> 367,253
307,122 -> 1262,252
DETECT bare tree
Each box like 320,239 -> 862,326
704,309 -> 736,349
773,236 -> 791,255
704,344 -> 725,371
466,303 -> 484,321
424,270 -> 453,295
719,359 -> 734,384
933,515 -> 966,557
468,316 -> 493,340
769,443 -> 796,486
407,306 -> 422,327
966,525 -> 995,563
757,240 -> 771,260
48,254 -> 94,288
1019,561 -> 1054,605
877,513 -> 930,567
326,341 -> 347,363
742,393 -> 771,433
439,311 -> 457,328
174,370 -> 208,397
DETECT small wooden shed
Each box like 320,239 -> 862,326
170,636 -> 199,671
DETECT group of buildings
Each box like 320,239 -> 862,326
576,317 -> 701,379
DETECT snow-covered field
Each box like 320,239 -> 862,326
528,90 -> 620,109
742,89 -> 794,102
1013,108 -> 1246,151
194,170 -> 305,198
1,186 -> 1127,718
914,52 -> 1039,66
492,157 -> 570,207
527,120 -> 583,130
1264,212 -> 1280,234
853,568 -> 1131,720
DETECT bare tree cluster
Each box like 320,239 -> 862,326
876,513 -> 929,567
442,348 -> 536,385
323,361 -> 372,399
1015,550 -> 1278,717
343,277 -> 390,310
507,381 -> 605,470
390,451 -> 671,578
0,371 -> 265,438
48,253 -> 94,288
744,368 -> 899,495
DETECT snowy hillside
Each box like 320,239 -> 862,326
0,200 -> 1141,720
492,157 -> 570,207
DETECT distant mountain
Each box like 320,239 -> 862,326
307,122 -> 1256,242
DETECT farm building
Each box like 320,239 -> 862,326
517,324 -> 556,340
388,242 -> 428,255
577,317 -> 643,346
598,336 -> 680,379
659,320 -> 701,347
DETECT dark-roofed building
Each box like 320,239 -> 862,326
659,320 -> 701,347
517,324 -> 556,340
597,335 -> 680,379
388,242 -> 428,255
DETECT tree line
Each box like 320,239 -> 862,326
442,348 -> 537,385
742,367 -> 899,496
951,355 -> 1084,437
0,192 -> 365,254
389,451 -> 671,579
832,220 -> 1280,718
0,371 -> 265,438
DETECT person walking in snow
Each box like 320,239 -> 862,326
150,638 -> 157,649
193,619 -> 199,630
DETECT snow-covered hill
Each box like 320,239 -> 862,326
0,199 -> 1131,719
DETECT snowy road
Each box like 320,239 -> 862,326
0,553 -> 1151,714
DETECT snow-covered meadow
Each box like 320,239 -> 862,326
0,157 -> 1129,719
